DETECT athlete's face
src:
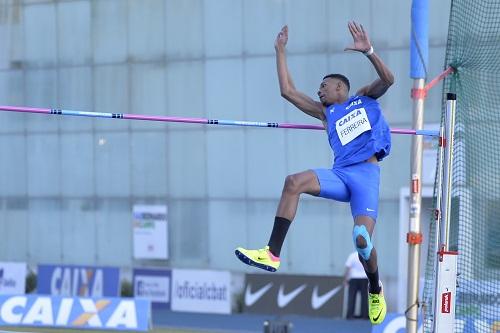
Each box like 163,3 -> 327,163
317,78 -> 348,106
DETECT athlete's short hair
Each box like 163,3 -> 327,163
323,73 -> 350,92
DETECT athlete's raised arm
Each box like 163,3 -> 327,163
275,26 -> 325,121
344,21 -> 395,99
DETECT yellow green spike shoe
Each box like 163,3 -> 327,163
368,281 -> 387,325
235,246 -> 280,272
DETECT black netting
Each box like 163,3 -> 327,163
423,0 -> 500,332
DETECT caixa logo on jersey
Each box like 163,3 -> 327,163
0,295 -> 151,331
243,273 -> 344,317
37,265 -> 120,297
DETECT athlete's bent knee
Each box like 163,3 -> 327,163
283,174 -> 301,194
352,225 -> 373,261
355,235 -> 367,249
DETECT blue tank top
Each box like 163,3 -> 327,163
324,95 -> 391,168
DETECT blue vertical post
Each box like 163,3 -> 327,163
411,0 -> 429,79
408,1 -> 429,333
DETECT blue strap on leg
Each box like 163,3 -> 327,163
352,225 -> 373,261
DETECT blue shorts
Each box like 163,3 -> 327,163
313,162 -> 380,220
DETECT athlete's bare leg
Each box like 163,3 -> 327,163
275,170 -> 320,221
354,215 -> 381,294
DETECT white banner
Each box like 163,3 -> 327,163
0,262 -> 26,295
133,269 -> 171,306
171,269 -> 231,314
133,205 -> 168,260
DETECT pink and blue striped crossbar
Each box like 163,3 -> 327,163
0,105 -> 439,137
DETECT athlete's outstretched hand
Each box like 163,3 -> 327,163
275,25 -> 288,52
344,21 -> 372,53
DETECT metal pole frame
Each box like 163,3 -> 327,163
441,94 -> 457,250
432,93 -> 458,333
